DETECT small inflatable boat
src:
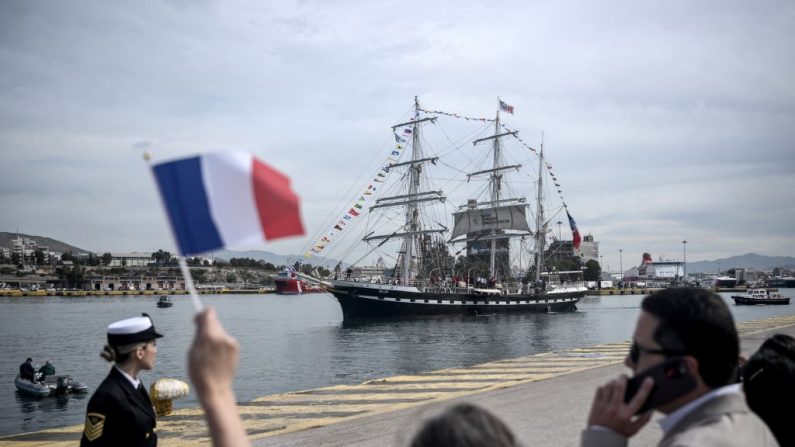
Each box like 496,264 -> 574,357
15,374 -> 89,397
14,375 -> 50,397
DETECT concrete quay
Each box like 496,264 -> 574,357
251,316 -> 795,447
2,315 -> 793,447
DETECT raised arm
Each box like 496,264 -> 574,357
188,307 -> 251,447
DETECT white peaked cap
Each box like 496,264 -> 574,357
108,317 -> 152,334
106,313 -> 163,346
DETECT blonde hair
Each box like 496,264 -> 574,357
100,342 -> 147,363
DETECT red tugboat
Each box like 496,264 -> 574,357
274,269 -> 325,295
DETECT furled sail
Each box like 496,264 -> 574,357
451,205 -> 531,239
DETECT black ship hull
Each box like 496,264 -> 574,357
732,296 -> 790,305
328,281 -> 583,319
767,278 -> 795,288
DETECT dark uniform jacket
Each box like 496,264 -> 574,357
80,367 -> 157,447
19,361 -> 35,381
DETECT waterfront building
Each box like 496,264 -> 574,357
350,258 -> 387,281
108,252 -> 154,267
729,268 -> 746,283
12,237 -> 41,263
86,275 -> 185,291
578,234 -> 599,263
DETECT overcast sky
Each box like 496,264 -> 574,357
1,0 -> 793,271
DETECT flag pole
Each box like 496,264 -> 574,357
177,256 -> 204,312
144,151 -> 204,312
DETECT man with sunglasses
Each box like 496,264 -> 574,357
581,288 -> 777,446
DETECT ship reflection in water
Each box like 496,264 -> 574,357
0,290 -> 792,436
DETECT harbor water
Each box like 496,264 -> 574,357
1,290 -> 793,437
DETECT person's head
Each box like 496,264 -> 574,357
626,289 -> 738,409
409,403 -> 518,447
101,313 -> 163,370
45,360 -> 51,365
25,358 -> 32,363
742,334 -> 795,447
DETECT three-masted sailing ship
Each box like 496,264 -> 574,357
314,97 -> 586,318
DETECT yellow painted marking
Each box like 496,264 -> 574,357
2,314 -> 793,446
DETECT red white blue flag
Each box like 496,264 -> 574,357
567,210 -> 581,250
499,99 -> 514,115
152,152 -> 305,255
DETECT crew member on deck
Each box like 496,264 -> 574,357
81,314 -> 163,446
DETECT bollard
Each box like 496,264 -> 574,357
150,378 -> 190,417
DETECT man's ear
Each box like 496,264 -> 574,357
683,355 -> 708,389
683,355 -> 698,374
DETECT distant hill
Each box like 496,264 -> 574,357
0,232 -> 91,255
2,233 -> 789,273
688,253 -> 795,273
219,250 -> 795,273
215,249 -> 342,269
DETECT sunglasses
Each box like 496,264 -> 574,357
629,340 -> 686,363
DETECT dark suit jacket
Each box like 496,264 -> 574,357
80,367 -> 157,447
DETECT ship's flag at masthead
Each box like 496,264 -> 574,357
499,99 -> 514,115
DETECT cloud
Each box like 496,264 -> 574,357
0,0 -> 793,271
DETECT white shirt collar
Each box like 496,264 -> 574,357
658,383 -> 742,434
114,365 -> 141,390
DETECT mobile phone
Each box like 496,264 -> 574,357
624,357 -> 697,414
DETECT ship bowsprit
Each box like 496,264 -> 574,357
327,281 -> 582,319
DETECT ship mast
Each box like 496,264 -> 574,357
534,135 -> 545,283
466,111 -> 525,281
402,97 -> 422,284
366,97 -> 444,285
489,113 -> 502,278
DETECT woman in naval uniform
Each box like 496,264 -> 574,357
80,314 -> 163,447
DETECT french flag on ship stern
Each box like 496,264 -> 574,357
567,209 -> 581,251
152,152 -> 305,256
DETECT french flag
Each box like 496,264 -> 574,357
152,152 -> 305,256
566,210 -> 581,250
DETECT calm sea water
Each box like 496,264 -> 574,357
1,290 -> 793,436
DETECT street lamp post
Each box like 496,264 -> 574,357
619,249 -> 623,288
682,240 -> 687,282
